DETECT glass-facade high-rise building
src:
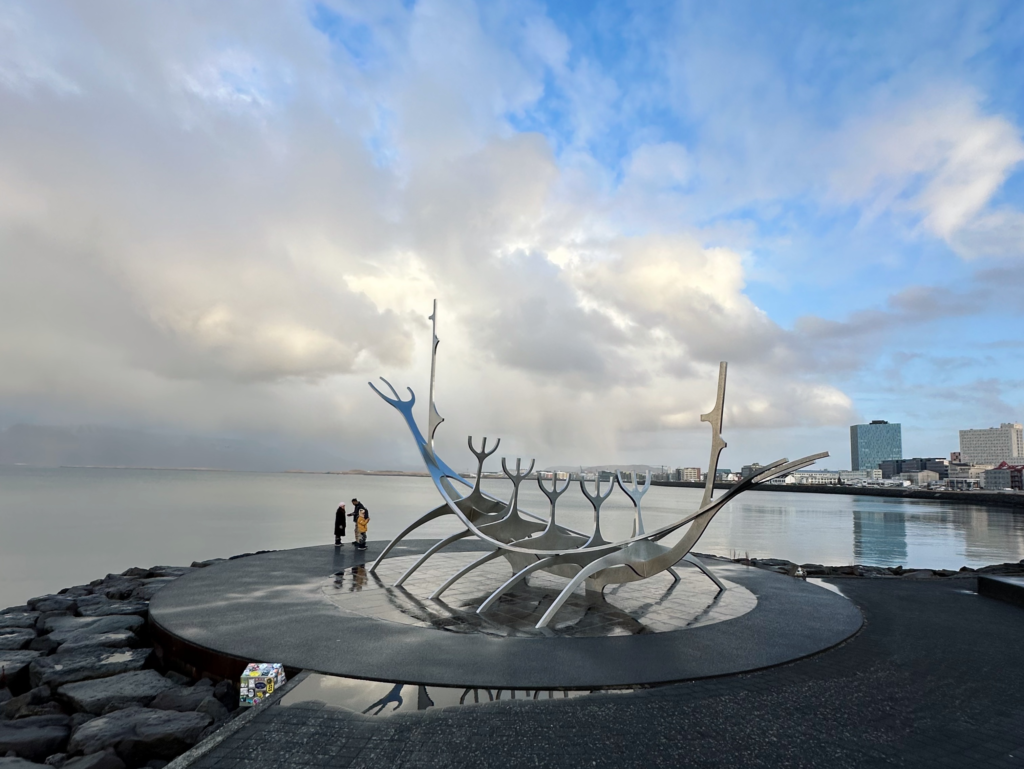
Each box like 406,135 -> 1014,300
850,420 -> 902,471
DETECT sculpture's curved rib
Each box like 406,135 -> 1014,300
477,556 -> 558,614
393,530 -> 473,588
535,549 -> 631,629
369,502 -> 456,574
682,553 -> 725,591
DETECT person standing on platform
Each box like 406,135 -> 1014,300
350,498 -> 367,545
334,502 -> 346,546
356,508 -> 369,550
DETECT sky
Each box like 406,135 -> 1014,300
1,0 -> 1023,473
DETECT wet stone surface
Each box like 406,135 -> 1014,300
322,551 -> 757,638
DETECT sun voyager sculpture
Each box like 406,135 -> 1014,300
368,301 -> 828,630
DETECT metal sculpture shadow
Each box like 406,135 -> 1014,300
368,301 -> 828,629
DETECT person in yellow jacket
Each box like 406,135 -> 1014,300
356,509 -> 369,550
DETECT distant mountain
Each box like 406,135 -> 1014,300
542,464 -> 665,474
0,424 -> 339,472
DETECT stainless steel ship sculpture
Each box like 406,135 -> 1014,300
369,301 -> 828,629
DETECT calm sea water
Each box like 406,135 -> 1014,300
2,465 -> 1023,611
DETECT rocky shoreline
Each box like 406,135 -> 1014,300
728,555 -> 1024,579
0,558 -> 247,769
3,551 -> 1024,768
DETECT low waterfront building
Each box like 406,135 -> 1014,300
898,470 -> 940,485
841,469 -> 882,481
879,458 -> 950,480
946,476 -> 981,490
948,463 -> 993,483
981,462 -> 1024,491
788,471 -> 840,485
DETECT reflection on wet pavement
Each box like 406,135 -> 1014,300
280,673 -> 605,717
321,552 -> 756,638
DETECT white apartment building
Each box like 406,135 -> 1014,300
841,469 -> 882,481
681,467 -> 701,482
959,423 -> 1024,465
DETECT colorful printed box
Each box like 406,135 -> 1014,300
239,662 -> 286,707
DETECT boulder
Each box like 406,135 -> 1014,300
211,680 -> 235,711
13,702 -> 63,719
67,716 -> 92,733
0,715 -> 71,762
0,633 -> 34,653
195,697 -> 228,722
62,749 -> 125,769
42,619 -> 143,643
30,650 -> 152,689
3,687 -> 55,720
0,617 -> 38,632
44,753 -> 67,765
0,652 -> 43,691
128,581 -> 175,603
145,568 -> 191,580
0,690 -> 11,708
26,599 -> 76,617
903,569 -> 935,579
67,709 -> 210,766
56,635 -> 135,656
100,582 -> 140,603
189,560 -> 223,568
27,637 -> 61,655
58,585 -> 94,599
58,672 -> 175,716
74,603 -> 147,620
147,685 -> 209,713
160,673 -> 189,687
0,757 -> 47,768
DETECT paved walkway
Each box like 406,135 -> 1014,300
183,578 -> 1024,768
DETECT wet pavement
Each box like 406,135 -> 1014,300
180,577 -> 1024,768
151,542 -> 860,688
324,550 -> 757,638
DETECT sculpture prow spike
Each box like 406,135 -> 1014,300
700,362 -> 727,506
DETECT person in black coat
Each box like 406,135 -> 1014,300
334,503 -> 346,545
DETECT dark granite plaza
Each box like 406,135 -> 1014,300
150,542 -> 861,689
172,575 -> 1024,769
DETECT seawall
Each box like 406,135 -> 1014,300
652,480 -> 1024,509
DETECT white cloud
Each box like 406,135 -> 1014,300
827,89 -> 1024,251
0,0 -> 858,471
0,5 -> 81,97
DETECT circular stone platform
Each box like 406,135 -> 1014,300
150,540 -> 863,689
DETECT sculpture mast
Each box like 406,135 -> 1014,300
427,299 -> 444,457
700,362 -> 728,507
